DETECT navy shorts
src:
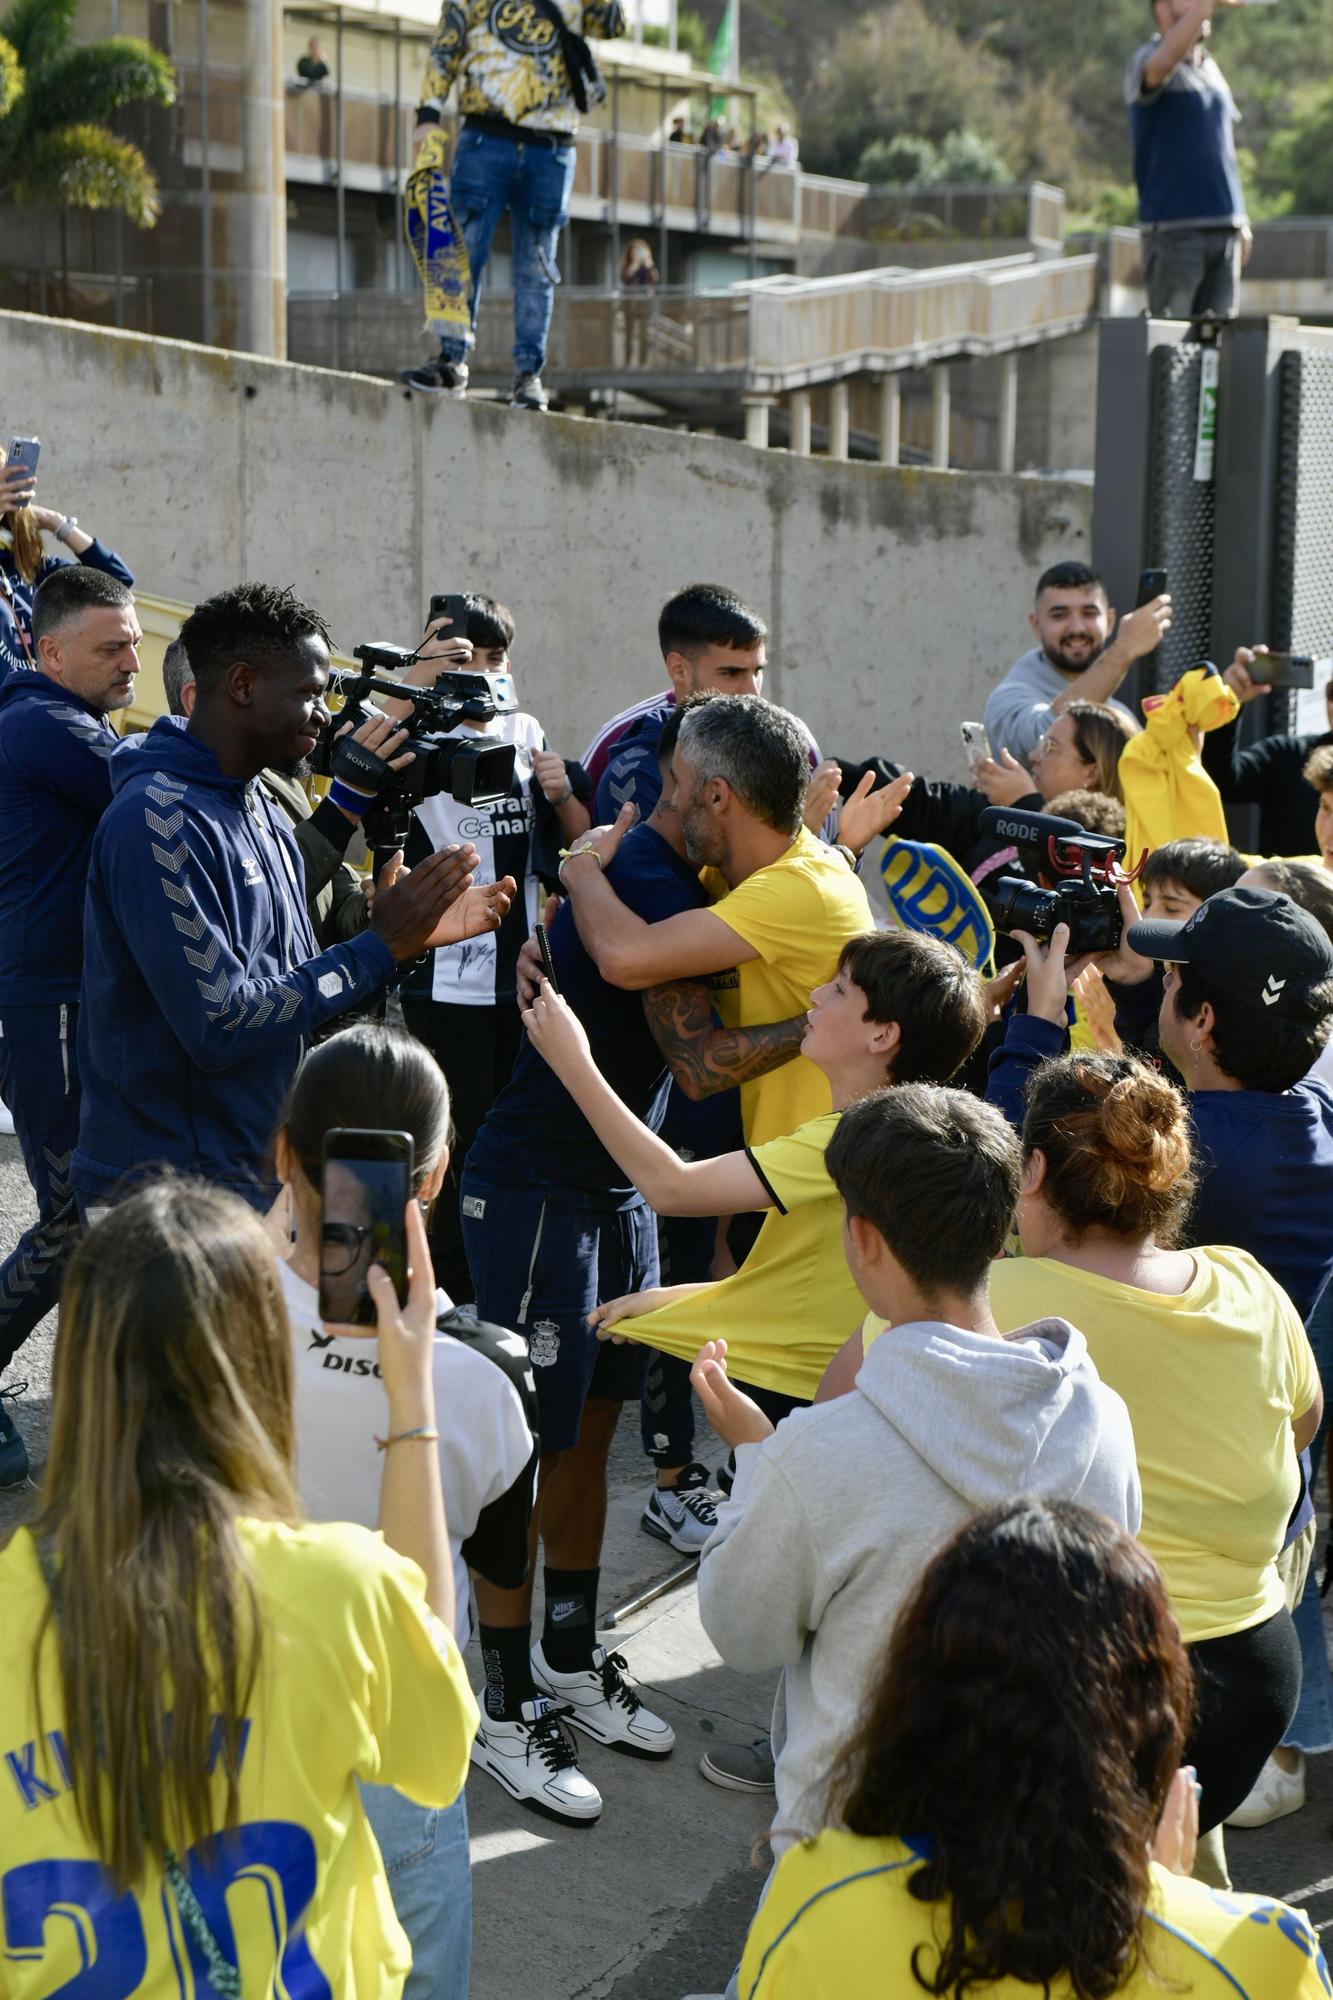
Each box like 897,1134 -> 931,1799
460,1174 -> 658,1453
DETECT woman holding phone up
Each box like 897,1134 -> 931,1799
0,447 -> 134,678
272,1023 -> 548,1993
0,1178 -> 476,1999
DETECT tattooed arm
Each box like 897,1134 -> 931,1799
641,979 -> 807,1102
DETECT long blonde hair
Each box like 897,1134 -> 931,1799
1,507 -> 44,584
30,1178 -> 299,1889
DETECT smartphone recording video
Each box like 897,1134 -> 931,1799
319,1128 -> 414,1326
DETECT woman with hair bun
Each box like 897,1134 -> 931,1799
986,1051 -> 1321,1841
740,1499 -> 1330,1999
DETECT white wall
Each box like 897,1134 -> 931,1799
2,309 -> 1093,783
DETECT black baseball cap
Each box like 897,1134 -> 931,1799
1127,885 -> 1333,1016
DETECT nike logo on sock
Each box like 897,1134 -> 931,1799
550,1601 -> 585,1624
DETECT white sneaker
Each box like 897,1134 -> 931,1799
531,1640 -> 675,1758
469,1697 -> 602,1826
1225,1752 -> 1305,1829
642,1461 -> 721,1553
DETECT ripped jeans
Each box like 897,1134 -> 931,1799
439,126 -> 575,377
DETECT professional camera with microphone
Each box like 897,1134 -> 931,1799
317,641 -> 519,843
978,806 -> 1144,955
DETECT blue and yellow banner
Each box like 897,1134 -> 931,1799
878,834 -> 996,973
405,128 -> 473,339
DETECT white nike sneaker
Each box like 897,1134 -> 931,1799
530,1641 -> 675,1758
469,1697 -> 602,1826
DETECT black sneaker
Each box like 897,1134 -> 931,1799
0,1381 -> 30,1489
511,372 -> 549,411
401,359 -> 469,395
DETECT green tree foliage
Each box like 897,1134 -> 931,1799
0,0 -> 176,224
737,0 -> 1333,206
1265,81 -> 1333,216
857,133 -> 939,184
937,128 -> 1009,185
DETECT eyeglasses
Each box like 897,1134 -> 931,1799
320,1220 -> 373,1275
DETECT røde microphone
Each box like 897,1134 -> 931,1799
978,805 -> 1085,846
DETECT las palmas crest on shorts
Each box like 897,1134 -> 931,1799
528,1318 -> 561,1367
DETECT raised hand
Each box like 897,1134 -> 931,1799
689,1338 -> 775,1448
838,769 -> 914,858
974,749 -> 1033,806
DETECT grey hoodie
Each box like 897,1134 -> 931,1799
696,1317 -> 1140,1856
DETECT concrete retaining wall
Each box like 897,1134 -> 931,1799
2,309 -> 1093,783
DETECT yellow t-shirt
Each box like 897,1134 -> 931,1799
0,1518 -> 479,2000
607,1112 -> 866,1399
705,828 -> 873,1146
740,1829 -> 1331,1999
984,1250 -> 1317,1644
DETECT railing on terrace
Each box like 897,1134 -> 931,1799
280,78 -> 1064,250
449,252 -> 1102,388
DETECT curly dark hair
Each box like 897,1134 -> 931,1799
828,1499 -> 1192,2000
179,581 -> 331,693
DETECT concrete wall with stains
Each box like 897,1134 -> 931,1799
2,310 -> 1094,782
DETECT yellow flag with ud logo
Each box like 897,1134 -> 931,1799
877,835 -> 995,972
405,128 -> 473,338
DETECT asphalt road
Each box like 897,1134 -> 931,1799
4,1135 -> 1333,1993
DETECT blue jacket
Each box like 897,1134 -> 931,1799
0,675 -> 120,1004
0,540 -> 134,682
74,717 -> 397,1206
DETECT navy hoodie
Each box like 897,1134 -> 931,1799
74,716 -> 397,1206
0,675 -> 120,1004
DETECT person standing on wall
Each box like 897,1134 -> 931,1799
401,0 -> 626,412
1126,0 -> 1251,322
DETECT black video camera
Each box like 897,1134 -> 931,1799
979,806 -> 1132,956
318,642 -> 519,844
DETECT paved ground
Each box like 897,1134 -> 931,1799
4,1134 -> 1333,1994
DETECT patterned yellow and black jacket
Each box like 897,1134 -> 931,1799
417,0 -> 625,137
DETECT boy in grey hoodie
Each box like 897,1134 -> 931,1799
693,1083 -> 1141,1857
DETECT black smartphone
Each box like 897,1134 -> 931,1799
428,592 -> 469,637
535,920 -> 560,994
319,1128 -> 414,1326
1250,651 -> 1316,690
1136,567 -> 1168,607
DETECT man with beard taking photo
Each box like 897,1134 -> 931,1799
983,562 -> 1169,771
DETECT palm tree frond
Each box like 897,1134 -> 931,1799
0,31 -> 22,119
12,122 -> 161,225
27,37 -> 176,134
0,0 -> 76,73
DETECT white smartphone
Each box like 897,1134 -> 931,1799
960,720 -> 991,770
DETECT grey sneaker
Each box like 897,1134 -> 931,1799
642,1462 -> 720,1553
700,1736 -> 775,1793
511,372 -> 549,410
401,359 -> 469,395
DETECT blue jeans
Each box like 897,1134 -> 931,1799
1284,1284 -> 1333,1754
358,1781 -> 471,2000
441,128 -> 575,375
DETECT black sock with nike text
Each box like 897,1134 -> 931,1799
542,1566 -> 600,1672
479,1622 -> 536,1722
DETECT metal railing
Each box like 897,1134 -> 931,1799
413,252 -> 1104,388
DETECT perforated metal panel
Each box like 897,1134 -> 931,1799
1265,350 -> 1333,733
1146,343 -> 1215,691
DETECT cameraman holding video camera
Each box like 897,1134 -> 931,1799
386,595 -> 591,1299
